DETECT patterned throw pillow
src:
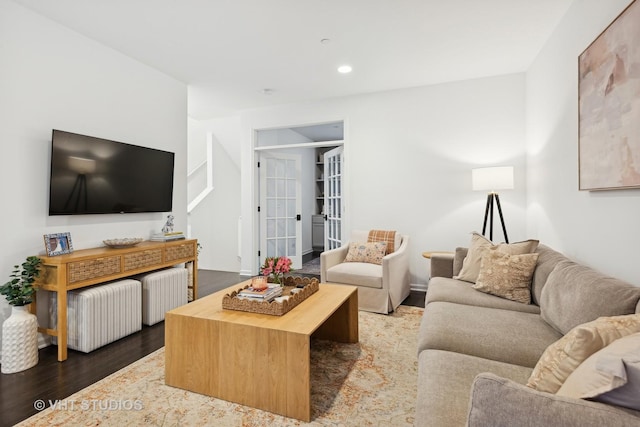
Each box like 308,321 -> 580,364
526,314 -> 640,394
344,242 -> 387,265
367,230 -> 396,254
472,250 -> 539,304
453,232 -> 539,283
557,332 -> 640,411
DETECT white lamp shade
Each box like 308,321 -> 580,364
472,166 -> 514,191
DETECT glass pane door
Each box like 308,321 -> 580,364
324,146 -> 344,250
259,152 -> 302,269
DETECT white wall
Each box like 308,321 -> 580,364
526,0 -> 638,285
239,74 -> 528,285
0,1 -> 187,351
187,116 -> 241,272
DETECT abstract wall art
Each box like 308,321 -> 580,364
579,0 -> 640,190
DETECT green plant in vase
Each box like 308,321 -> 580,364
1,255 -> 42,374
1,256 -> 42,306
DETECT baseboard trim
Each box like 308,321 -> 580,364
411,283 -> 427,292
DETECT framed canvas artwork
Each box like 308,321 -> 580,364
579,0 -> 640,191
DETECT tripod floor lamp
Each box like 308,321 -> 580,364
472,166 -> 514,243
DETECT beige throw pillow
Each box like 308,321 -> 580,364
527,314 -> 640,394
453,232 -> 539,283
344,242 -> 387,265
557,332 -> 640,411
472,251 -> 539,304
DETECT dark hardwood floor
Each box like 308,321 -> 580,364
0,270 -> 425,427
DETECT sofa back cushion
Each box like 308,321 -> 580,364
530,244 -> 569,306
540,260 -> 640,335
453,247 -> 468,277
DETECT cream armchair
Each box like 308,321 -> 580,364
320,230 -> 410,314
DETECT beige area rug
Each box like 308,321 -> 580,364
19,306 -> 423,426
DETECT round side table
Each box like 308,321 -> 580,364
422,251 -> 453,259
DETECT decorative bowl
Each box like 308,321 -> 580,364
103,237 -> 144,249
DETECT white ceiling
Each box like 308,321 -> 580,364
14,0 -> 574,120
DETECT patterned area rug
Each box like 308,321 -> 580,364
19,306 -> 423,426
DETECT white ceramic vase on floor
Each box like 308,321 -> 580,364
2,305 -> 38,374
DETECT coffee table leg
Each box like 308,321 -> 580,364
314,290 -> 359,343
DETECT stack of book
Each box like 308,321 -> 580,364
150,231 -> 185,241
237,285 -> 282,302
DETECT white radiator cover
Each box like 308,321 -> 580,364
138,268 -> 188,326
50,279 -> 142,353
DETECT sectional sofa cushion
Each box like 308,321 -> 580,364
540,260 -> 640,335
527,314 -> 640,394
529,244 -> 569,306
418,301 -> 561,367
453,232 -> 539,283
452,247 -> 467,277
468,373 -> 640,427
557,332 -> 640,411
473,251 -> 539,304
324,262 -> 383,289
425,277 -> 541,314
416,350 -> 532,427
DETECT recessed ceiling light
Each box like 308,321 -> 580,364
261,88 -> 274,95
320,38 -> 331,45
337,65 -> 352,74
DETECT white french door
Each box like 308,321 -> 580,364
324,146 -> 344,250
259,152 -> 302,269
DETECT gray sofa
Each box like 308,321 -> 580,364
416,244 -> 640,427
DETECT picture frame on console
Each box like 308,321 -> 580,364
44,232 -> 74,256
578,0 -> 640,191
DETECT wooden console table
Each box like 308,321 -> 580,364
33,239 -> 198,362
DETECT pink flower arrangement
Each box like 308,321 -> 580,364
260,256 -> 292,285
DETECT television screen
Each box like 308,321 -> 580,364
49,130 -> 175,215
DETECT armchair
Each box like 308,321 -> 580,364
320,230 -> 410,314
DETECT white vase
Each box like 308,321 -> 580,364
2,305 -> 38,374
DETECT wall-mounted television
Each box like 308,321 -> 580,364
49,130 -> 175,215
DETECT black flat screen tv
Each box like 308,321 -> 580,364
49,130 -> 175,215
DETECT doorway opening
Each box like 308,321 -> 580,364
254,121 -> 345,276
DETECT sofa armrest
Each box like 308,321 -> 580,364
320,244 -> 349,282
430,253 -> 454,278
467,373 -> 640,427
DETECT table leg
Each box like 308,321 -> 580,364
314,290 -> 359,343
57,290 -> 68,361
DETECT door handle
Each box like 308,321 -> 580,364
296,214 -> 301,221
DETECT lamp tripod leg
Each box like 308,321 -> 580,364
494,193 -> 509,243
489,193 -> 494,241
482,194 -> 491,236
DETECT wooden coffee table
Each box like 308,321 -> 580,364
164,281 -> 359,422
